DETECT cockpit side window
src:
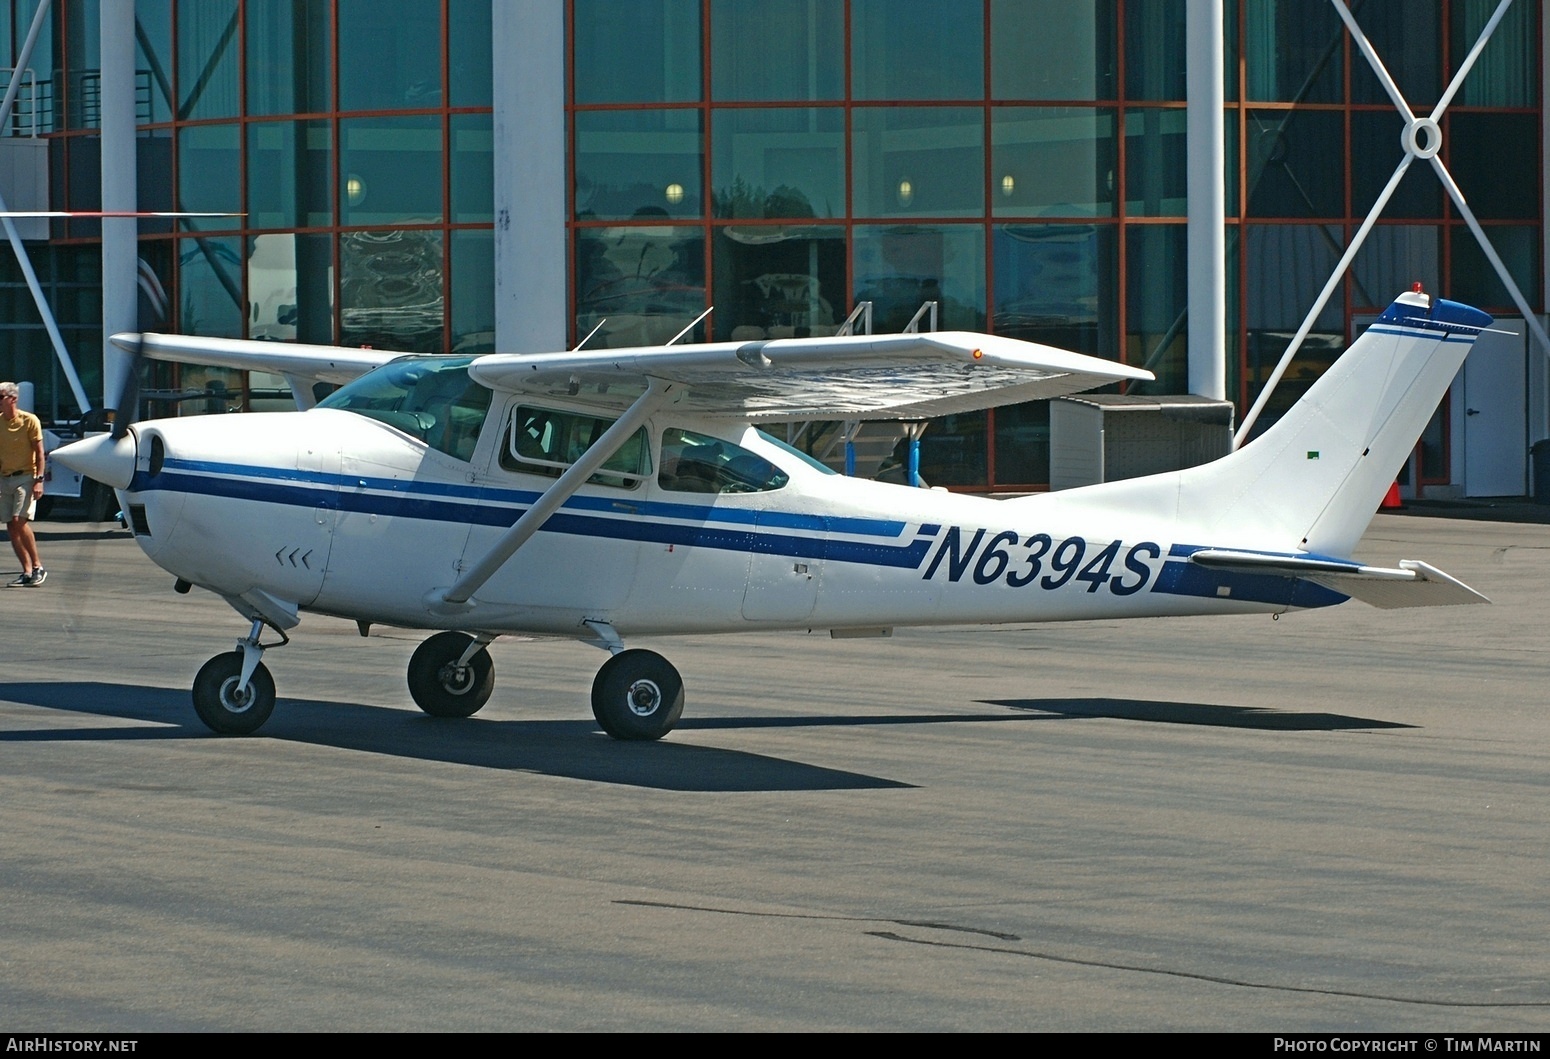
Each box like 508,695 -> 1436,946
500,405 -> 651,490
316,356 -> 492,462
658,427 -> 789,493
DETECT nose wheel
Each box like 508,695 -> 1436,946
192,651 -> 276,735
591,649 -> 683,741
407,631 -> 495,717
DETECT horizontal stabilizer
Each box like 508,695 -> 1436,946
1189,550 -> 1489,609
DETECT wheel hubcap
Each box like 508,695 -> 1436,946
437,662 -> 474,696
218,676 -> 255,713
627,679 -> 662,717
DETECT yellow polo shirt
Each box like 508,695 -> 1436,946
0,410 -> 43,477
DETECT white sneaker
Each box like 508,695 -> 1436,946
24,567 -> 45,586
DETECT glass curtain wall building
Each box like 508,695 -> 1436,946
0,0 -> 1541,492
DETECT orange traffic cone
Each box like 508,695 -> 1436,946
1380,481 -> 1403,509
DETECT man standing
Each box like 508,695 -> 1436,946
0,381 -> 46,586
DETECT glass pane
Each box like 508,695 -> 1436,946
1124,0 -> 1185,101
1124,107 -> 1187,216
712,226 -> 845,338
246,0 -> 330,116
993,223 -> 1116,354
1245,108 -> 1342,218
248,233 -> 334,345
340,229 -> 446,353
1243,223 -> 1344,432
1350,2 -> 1439,107
451,112 -> 493,223
177,123 -> 240,227
136,0 -> 174,124
659,427 -> 786,493
177,235 -> 244,338
852,107 -> 984,218
917,411 -> 986,487
575,226 -> 705,347
854,224 -> 986,333
1448,113 -> 1539,221
338,0 -> 442,111
1350,112 -> 1442,220
851,0 -> 983,100
992,402 -> 1049,486
710,0 -> 842,101
64,0 -> 101,129
1452,0 -> 1537,107
11,0 -> 54,132
247,120 -> 332,229
177,0 -> 240,120
340,115 -> 444,225
448,0 -> 493,107
991,107 -> 1115,218
1451,226 -> 1539,311
991,0 -> 1114,101
575,110 -> 702,221
1126,224 -> 1188,393
1351,225 -> 1440,311
1244,0 -> 1343,104
452,229 -> 495,353
573,0 -> 700,104
711,108 -> 843,219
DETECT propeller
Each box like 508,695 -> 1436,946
109,332 -> 144,442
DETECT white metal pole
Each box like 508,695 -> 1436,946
100,0 -> 139,417
1185,0 -> 1226,401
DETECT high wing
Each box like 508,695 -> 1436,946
1189,549 -> 1489,609
466,331 -> 1153,420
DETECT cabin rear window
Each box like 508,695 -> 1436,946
316,356 -> 492,462
501,406 -> 651,489
658,428 -> 789,493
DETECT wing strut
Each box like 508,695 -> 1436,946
427,377 -> 678,613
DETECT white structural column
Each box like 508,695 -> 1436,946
100,0 -> 138,414
494,1 -> 568,353
1235,0 -> 1547,447
1185,0 -> 1227,401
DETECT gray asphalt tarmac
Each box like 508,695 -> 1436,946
1,514 -> 1547,1031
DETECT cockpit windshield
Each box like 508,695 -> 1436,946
316,356 -> 492,462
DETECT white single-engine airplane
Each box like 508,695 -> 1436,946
54,289 -> 1491,739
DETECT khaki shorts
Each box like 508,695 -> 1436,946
1,474 -> 37,522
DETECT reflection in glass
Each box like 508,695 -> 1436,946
178,124 -> 241,225
340,116 -> 444,225
248,233 -> 334,347
247,0 -> 330,116
575,227 -> 705,347
248,121 -> 332,229
1450,226 -> 1539,311
452,229 -> 495,353
712,109 -> 842,219
915,411 -> 986,488
1124,108 -> 1187,216
992,402 -> 1050,486
1352,226 -> 1440,311
338,0 -> 442,111
1350,2 -> 1438,106
711,0 -> 842,101
1453,0 -> 1537,106
1246,109 -> 1342,218
1244,0 -> 1343,103
991,0 -> 1114,101
851,0 -> 982,100
993,223 -> 1115,355
452,113 -> 494,223
1124,0 -> 1186,101
574,0 -> 700,104
713,226 -> 844,339
448,0 -> 494,107
1448,113 -> 1539,221
852,108 -> 984,218
854,225 -> 984,333
1244,224 -> 1344,433
992,108 -> 1115,218
134,1 -> 173,124
1127,224 -> 1187,393
1350,112 -> 1442,220
575,110 -> 702,221
340,230 -> 446,353
178,235 -> 244,338
178,0 -> 240,119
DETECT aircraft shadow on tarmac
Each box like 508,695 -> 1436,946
985,697 -> 1415,731
0,681 -> 929,792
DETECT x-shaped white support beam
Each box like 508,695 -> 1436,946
1234,0 -> 1547,447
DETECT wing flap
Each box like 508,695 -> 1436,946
1190,550 -> 1489,609
468,331 -> 1152,420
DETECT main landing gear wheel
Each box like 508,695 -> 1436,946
408,631 -> 495,718
192,651 -> 277,735
591,649 -> 683,741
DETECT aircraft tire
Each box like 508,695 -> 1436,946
407,631 -> 494,718
192,652 -> 277,735
591,649 -> 683,741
